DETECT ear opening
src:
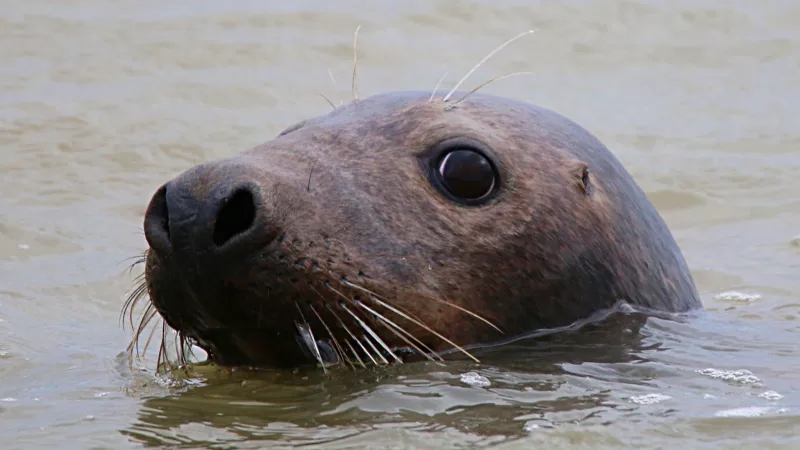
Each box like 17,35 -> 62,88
569,160 -> 592,196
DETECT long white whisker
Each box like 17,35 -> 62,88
356,300 -> 442,362
445,71 -> 536,111
352,25 -> 362,100
368,295 -> 480,363
429,71 -> 449,102
343,280 -> 503,333
361,334 -> 388,365
345,339 -> 367,368
341,303 -> 401,364
443,30 -> 535,103
309,304 -> 352,369
327,68 -> 338,87
327,304 -> 377,365
295,303 -> 327,373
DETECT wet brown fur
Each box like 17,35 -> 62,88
126,90 -> 702,370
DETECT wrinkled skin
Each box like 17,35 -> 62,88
139,91 -> 702,368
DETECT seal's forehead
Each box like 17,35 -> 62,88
273,90 -> 605,172
287,91 -> 535,144
303,90 -> 576,141
329,90 -> 539,121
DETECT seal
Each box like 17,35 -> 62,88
124,87 -> 702,369
123,32 -> 702,370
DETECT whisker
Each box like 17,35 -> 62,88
354,336 -> 378,365
121,281 -> 148,330
429,71 -> 449,103
156,342 -> 166,372
135,303 -> 157,338
125,305 -> 158,371
306,158 -> 319,194
309,304 -> 353,369
185,341 -> 199,364
343,280 -> 503,333
296,320 -> 328,372
319,93 -> 337,111
326,339 -> 350,369
311,281 -> 384,367
445,71 -> 536,111
295,303 -> 328,373
344,339 -> 367,368
139,319 -> 158,360
122,253 -> 147,275
355,300 -> 442,362
173,328 -> 182,365
120,254 -> 146,265
352,25 -> 362,100
361,334 -> 388,365
325,283 -> 403,364
131,304 -> 158,358
138,308 -> 160,358
340,303 -> 401,364
443,30 -> 535,103
327,68 -> 338,87
174,327 -> 188,370
369,294 -> 480,363
377,320 -> 438,362
324,303 -> 377,365
157,322 -> 170,372
430,299 -> 503,334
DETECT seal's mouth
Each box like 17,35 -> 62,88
183,318 -> 424,369
121,249 -> 496,372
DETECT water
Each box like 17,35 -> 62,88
1,0 -> 799,448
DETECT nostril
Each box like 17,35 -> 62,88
157,186 -> 171,241
213,188 -> 256,247
143,184 -> 171,250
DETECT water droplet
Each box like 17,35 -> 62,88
698,368 -> 762,386
629,393 -> 671,405
758,391 -> 783,401
459,371 -> 490,387
714,291 -> 762,302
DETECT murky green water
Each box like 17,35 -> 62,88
1,0 -> 799,448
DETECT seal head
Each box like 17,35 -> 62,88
135,91 -> 701,368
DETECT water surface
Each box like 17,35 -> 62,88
1,0 -> 799,448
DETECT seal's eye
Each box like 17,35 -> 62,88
437,149 -> 496,200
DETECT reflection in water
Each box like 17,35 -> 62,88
118,307 -> 800,448
120,311 -> 678,447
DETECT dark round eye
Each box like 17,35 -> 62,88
437,149 -> 497,200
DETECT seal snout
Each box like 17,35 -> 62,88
143,164 -> 276,277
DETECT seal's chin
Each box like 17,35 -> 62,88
149,288 -> 426,369
185,326 -> 329,368
177,311 -> 425,369
148,294 -> 332,368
